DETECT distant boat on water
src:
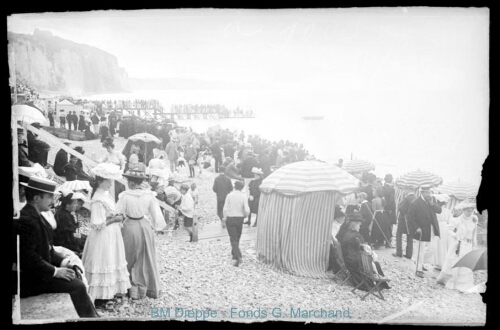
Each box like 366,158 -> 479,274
302,116 -> 324,120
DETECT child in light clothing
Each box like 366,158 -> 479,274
189,182 -> 199,209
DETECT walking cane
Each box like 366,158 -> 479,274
368,208 -> 394,249
415,231 -> 422,276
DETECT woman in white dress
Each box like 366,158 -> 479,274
100,137 -> 126,201
82,163 -> 131,304
430,194 -> 453,270
436,198 -> 478,292
117,167 -> 166,299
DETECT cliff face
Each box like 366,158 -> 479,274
8,29 -> 130,95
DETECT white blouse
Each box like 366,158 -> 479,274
100,150 -> 126,169
90,188 -> 116,226
447,214 -> 477,247
116,189 -> 166,231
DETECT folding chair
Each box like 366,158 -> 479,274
352,251 -> 391,301
332,239 -> 352,286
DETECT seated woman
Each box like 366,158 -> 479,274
53,189 -> 88,257
328,206 -> 345,273
128,145 -> 141,170
340,212 -> 390,292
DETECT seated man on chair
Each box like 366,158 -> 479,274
13,176 -> 98,318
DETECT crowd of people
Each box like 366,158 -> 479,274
13,102 -> 483,318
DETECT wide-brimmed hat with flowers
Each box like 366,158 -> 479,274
90,163 -> 123,180
123,163 -> 149,180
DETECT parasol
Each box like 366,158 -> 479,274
13,104 -> 49,126
342,159 -> 375,174
438,181 -> 478,201
453,248 -> 487,271
128,133 -> 161,144
260,161 -> 359,195
57,180 -> 93,193
394,169 -> 443,189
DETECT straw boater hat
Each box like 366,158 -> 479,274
251,167 -> 264,175
20,176 -> 57,194
455,196 -> 476,210
420,185 -> 432,192
90,163 -> 123,180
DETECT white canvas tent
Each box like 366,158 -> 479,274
57,99 -> 83,116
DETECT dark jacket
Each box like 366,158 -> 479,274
407,196 -> 442,242
382,183 -> 396,212
78,115 -> 86,130
397,193 -> 417,235
212,174 -> 233,201
240,157 -> 260,179
258,154 -> 271,177
53,209 -> 81,253
248,178 -> 263,214
53,149 -> 68,176
13,204 -> 66,297
91,114 -> 100,124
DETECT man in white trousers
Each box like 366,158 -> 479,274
407,185 -> 442,278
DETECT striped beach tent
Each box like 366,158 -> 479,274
342,159 -> 375,174
256,161 -> 359,279
434,181 -> 478,213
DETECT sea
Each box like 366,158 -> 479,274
83,89 -> 487,187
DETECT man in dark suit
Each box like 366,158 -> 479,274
13,176 -> 97,317
211,138 -> 222,173
393,187 -> 417,259
71,111 -> 79,131
382,174 -> 397,228
407,185 -> 442,277
66,112 -> 73,130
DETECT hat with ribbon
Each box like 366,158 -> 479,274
420,184 -> 432,192
20,176 -> 57,194
123,163 -> 149,180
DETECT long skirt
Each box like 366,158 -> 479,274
371,212 -> 392,245
82,223 -> 131,300
429,221 -> 451,269
121,217 -> 161,299
344,257 -> 389,292
436,239 -> 474,292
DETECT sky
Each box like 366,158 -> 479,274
7,8 -> 489,186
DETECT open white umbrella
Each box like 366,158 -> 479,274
260,161 -> 359,195
128,133 -> 161,144
13,104 -> 49,126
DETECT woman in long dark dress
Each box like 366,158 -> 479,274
341,212 -> 390,292
371,187 -> 392,248
244,168 -> 264,227
53,189 -> 88,257
78,114 -> 86,131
